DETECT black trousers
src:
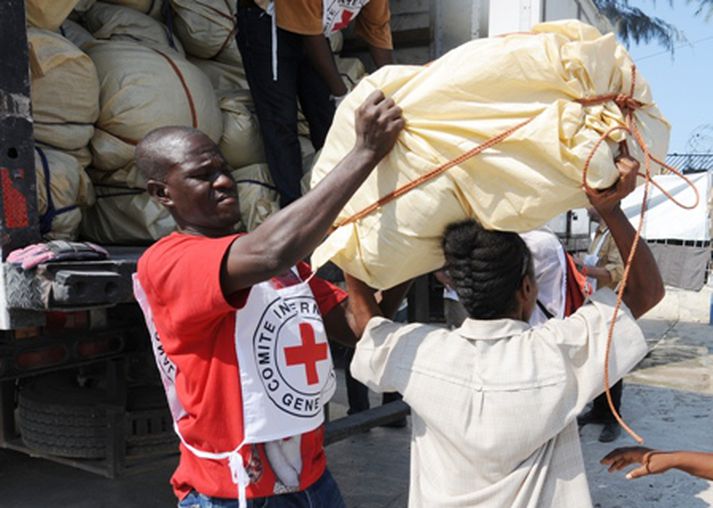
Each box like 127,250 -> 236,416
592,379 -> 623,422
236,6 -> 335,207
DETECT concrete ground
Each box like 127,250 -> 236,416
0,286 -> 711,507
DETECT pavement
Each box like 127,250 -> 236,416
0,286 -> 711,507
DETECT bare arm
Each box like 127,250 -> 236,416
302,35 -> 348,97
369,46 -> 393,68
602,447 -> 713,481
221,91 -> 403,294
343,274 -> 412,340
585,156 -> 664,318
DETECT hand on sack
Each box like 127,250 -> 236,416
601,447 -> 667,479
585,156 -> 639,215
353,90 -> 404,164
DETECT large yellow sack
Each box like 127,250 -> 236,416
100,0 -> 162,18
231,164 -> 280,232
80,166 -> 176,244
28,28 -> 100,152
169,0 -> 240,64
26,0 -> 80,31
188,57 -> 249,98
87,41 -> 222,172
34,147 -> 95,240
84,2 -> 184,55
219,93 -> 265,169
311,20 -> 670,289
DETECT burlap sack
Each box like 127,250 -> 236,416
80,165 -> 176,244
232,164 -> 280,232
87,41 -> 222,173
219,93 -> 265,169
34,147 -> 95,241
311,20 -> 670,289
169,0 -> 240,64
28,28 -> 100,152
100,0 -> 162,19
188,57 -> 248,99
26,0 -> 80,31
84,2 -> 184,55
59,19 -> 95,50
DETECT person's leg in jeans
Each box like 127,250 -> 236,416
296,44 -> 336,152
178,470 -> 345,507
236,6 -> 304,207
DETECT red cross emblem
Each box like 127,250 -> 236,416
332,10 -> 355,32
284,323 -> 328,385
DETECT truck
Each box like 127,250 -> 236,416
0,0 -> 610,479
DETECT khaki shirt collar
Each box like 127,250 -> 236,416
458,317 -> 532,340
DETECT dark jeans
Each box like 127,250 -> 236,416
591,379 -> 623,422
178,469 -> 345,508
236,6 -> 335,207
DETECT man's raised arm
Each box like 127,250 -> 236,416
221,91 -> 404,294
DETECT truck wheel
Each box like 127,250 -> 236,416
18,372 -> 176,460
18,372 -> 109,459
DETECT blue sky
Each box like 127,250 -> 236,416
626,1 -> 713,153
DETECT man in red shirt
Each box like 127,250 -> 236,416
133,91 -> 404,507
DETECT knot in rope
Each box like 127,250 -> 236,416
614,93 -> 644,113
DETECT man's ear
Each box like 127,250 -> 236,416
147,180 -> 172,207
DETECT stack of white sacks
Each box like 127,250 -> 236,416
25,0 -> 364,243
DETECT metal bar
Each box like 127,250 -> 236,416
324,400 -> 409,445
0,0 -> 40,258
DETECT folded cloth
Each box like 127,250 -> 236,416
7,241 -> 109,270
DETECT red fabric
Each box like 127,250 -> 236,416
136,232 -> 347,500
564,252 -> 591,316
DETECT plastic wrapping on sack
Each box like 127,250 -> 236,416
87,41 -> 222,172
28,28 -> 100,153
83,2 -> 184,55
34,147 -> 95,241
80,166 -> 176,244
100,0 -> 162,19
188,57 -> 248,99
169,0 -> 241,64
219,92 -> 265,169
26,0 -> 81,31
311,20 -> 671,289
232,164 -> 280,232
59,19 -> 95,50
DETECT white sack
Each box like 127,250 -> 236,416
87,41 -> 222,173
28,28 -> 100,152
84,2 -> 184,55
34,147 -> 95,240
219,92 -> 265,169
169,0 -> 241,64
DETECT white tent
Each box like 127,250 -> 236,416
622,172 -> 711,241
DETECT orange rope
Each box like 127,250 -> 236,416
330,117 -> 535,232
577,65 -> 700,443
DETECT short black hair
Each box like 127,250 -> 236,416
135,126 -> 206,182
442,219 -> 532,319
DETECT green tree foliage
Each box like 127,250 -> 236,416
593,1 -> 712,51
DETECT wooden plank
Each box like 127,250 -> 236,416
324,400 -> 409,445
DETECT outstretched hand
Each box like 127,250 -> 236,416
585,156 -> 639,216
353,90 -> 404,164
601,447 -> 666,479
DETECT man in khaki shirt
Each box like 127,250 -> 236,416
576,208 -> 626,443
345,156 -> 664,507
